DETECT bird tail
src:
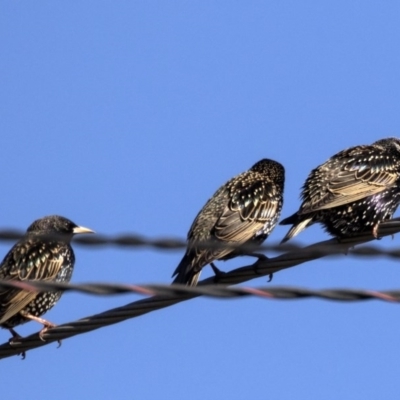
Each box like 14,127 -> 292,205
172,254 -> 202,287
280,213 -> 313,243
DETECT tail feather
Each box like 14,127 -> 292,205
172,269 -> 202,286
172,254 -> 202,286
280,217 -> 313,243
279,213 -> 298,226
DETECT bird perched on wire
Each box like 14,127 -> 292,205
280,137 -> 400,243
172,159 -> 285,286
0,215 -> 94,347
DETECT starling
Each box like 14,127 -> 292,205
172,159 -> 285,286
0,215 -> 94,343
280,137 -> 400,242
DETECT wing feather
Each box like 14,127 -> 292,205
299,146 -> 399,214
215,177 -> 280,242
0,241 -> 65,324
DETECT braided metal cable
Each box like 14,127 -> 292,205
0,281 -> 399,302
0,221 -> 399,257
0,218 -> 400,359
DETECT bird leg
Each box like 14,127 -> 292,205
210,263 -> 227,283
8,328 -> 26,360
372,223 -> 385,240
20,312 -> 62,348
213,254 -> 273,282
8,328 -> 21,340
372,224 -> 380,239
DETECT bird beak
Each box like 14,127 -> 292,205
73,226 -> 95,235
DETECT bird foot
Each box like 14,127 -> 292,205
253,264 -> 273,282
8,328 -> 21,341
38,323 -> 54,339
372,224 -> 382,240
210,263 -> 226,283
8,328 -> 26,360
20,312 -> 62,347
249,254 -> 272,282
38,325 -> 62,348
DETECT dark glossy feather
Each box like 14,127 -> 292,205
173,159 -> 284,286
0,215 -> 93,330
281,137 -> 400,242
0,240 -> 72,326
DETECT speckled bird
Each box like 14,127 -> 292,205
280,137 -> 400,243
0,215 -> 94,341
172,159 -> 285,286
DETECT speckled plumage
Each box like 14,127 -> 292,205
0,215 -> 93,337
280,137 -> 400,242
172,159 -> 285,286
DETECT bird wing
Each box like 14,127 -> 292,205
214,178 -> 280,243
299,147 -> 399,214
0,291 -> 38,325
0,242 -> 65,324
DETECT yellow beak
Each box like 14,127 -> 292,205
73,226 -> 95,235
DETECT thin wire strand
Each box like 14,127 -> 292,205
1,218 -> 400,359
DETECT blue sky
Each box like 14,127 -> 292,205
1,2 -> 400,399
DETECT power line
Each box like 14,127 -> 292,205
0,218 -> 398,256
0,280 -> 398,302
1,217 -> 400,359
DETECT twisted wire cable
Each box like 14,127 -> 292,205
0,221 -> 399,257
0,218 -> 400,359
0,280 -> 399,302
